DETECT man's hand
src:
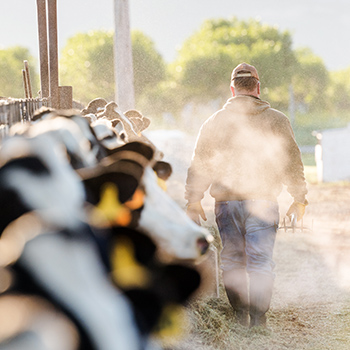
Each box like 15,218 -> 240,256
186,201 -> 207,225
286,200 -> 308,222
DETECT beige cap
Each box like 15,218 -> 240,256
231,62 -> 259,81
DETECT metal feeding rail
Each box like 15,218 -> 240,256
0,0 -> 74,139
279,214 -> 314,234
0,98 -> 50,139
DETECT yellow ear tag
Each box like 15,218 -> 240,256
90,183 -> 132,227
157,177 -> 167,191
152,303 -> 189,346
124,188 -> 144,210
111,236 -> 150,289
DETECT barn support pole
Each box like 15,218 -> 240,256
47,0 -> 59,108
24,61 -> 33,99
36,0 -> 50,99
22,69 -> 29,99
113,0 -> 135,112
59,86 -> 73,109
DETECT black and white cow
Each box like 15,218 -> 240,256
0,131 -> 204,349
0,134 -> 145,350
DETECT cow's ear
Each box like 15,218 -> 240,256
77,155 -> 145,204
109,141 -> 154,162
81,97 -> 108,115
152,161 -> 173,180
128,117 -> 143,133
140,116 -> 151,131
82,171 -> 140,206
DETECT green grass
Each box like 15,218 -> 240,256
292,110 -> 350,146
304,166 -> 318,184
302,153 -> 316,167
164,218 -> 350,350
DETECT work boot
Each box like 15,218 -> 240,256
223,269 -> 249,327
235,308 -> 249,327
249,272 -> 274,328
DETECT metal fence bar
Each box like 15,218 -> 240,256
0,98 -> 50,140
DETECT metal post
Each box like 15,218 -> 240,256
59,86 -> 73,109
22,69 -> 29,98
36,0 -> 50,98
24,61 -> 33,98
47,0 -> 59,108
113,0 -> 135,111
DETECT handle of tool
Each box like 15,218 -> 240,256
290,213 -> 297,233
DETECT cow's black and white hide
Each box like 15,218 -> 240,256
9,117 -> 99,170
83,145 -> 213,261
0,133 -> 199,348
78,104 -> 213,260
0,134 -> 86,234
137,167 -> 213,261
74,139 -> 207,341
93,101 -> 164,161
30,107 -> 109,163
0,134 -> 144,350
0,294 -> 79,350
90,118 -> 126,152
77,140 -> 155,235
1,221 -> 143,350
90,223 -> 201,345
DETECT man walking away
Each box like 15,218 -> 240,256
185,62 -> 308,328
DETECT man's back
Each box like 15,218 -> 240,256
185,95 -> 307,203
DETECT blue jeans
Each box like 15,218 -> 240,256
215,200 -> 279,276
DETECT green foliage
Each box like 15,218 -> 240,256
135,79 -> 186,121
0,46 -> 38,98
59,29 -> 167,107
292,109 -> 350,147
327,66 -> 350,111
53,17 -> 350,126
172,17 -> 297,105
132,30 -> 166,99
59,30 -> 115,104
292,48 -> 329,111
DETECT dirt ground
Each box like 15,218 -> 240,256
147,130 -> 350,350
159,184 -> 350,350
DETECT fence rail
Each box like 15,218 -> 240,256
0,98 -> 50,139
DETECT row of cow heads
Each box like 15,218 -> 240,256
0,100 -> 213,349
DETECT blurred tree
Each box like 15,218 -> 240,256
292,48 -> 329,112
327,66 -> 350,112
60,30 -> 115,105
60,29 -> 166,108
131,30 -> 166,100
0,46 -> 38,99
171,18 -> 297,108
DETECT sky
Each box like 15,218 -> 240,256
0,0 -> 350,71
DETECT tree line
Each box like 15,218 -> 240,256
1,17 -> 349,123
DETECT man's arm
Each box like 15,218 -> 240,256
184,122 -> 214,204
279,117 -> 308,220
